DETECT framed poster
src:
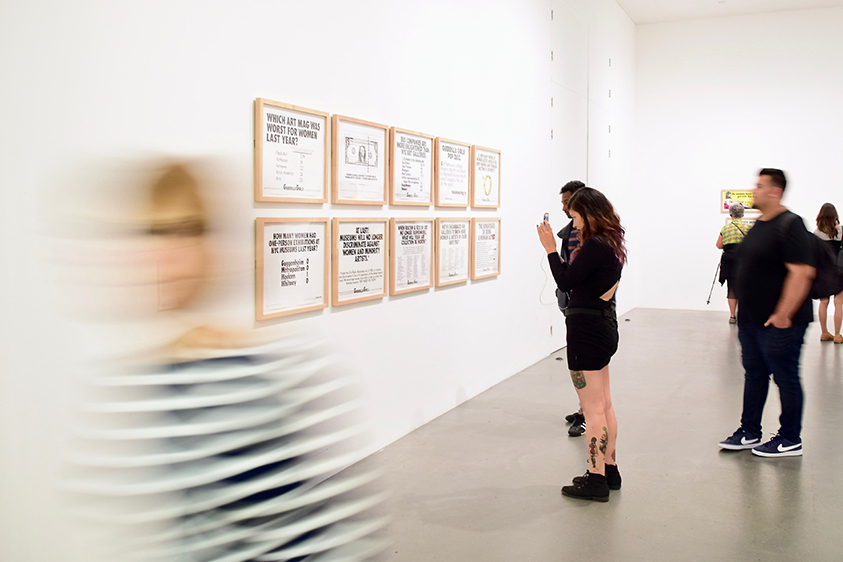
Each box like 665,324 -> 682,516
390,127 -> 434,206
721,190 -> 755,213
435,138 -> 471,207
254,98 -> 329,203
470,146 -> 501,208
471,218 -> 501,280
724,217 -> 757,228
435,218 -> 470,287
256,218 -> 329,320
389,218 -> 434,295
332,218 -> 388,306
332,115 -> 389,205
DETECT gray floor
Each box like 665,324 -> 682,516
356,308 -> 843,561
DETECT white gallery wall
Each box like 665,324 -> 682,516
0,1 -> 634,559
635,7 -> 843,311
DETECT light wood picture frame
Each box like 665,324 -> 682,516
435,217 -> 471,287
332,115 -> 389,205
389,127 -> 434,206
470,146 -> 501,209
434,138 -> 471,207
254,98 -> 330,203
332,218 -> 389,306
256,217 -> 329,320
471,217 -> 501,280
389,218 -> 434,295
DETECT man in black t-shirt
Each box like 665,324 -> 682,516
556,180 -> 587,437
719,169 -> 816,457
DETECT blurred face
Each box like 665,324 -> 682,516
570,209 -> 584,231
561,191 -> 573,218
753,174 -> 782,212
148,203 -> 208,311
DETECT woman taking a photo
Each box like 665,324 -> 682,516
537,187 -> 626,502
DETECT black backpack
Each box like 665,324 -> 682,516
780,213 -> 842,299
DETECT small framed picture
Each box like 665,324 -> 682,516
389,218 -> 434,295
332,218 -> 389,306
390,127 -> 434,206
721,189 -> 755,213
332,115 -> 389,205
470,146 -> 501,209
435,218 -> 471,286
256,218 -> 329,320
435,138 -> 471,207
254,98 -> 330,203
471,218 -> 501,280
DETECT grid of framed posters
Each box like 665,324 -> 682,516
332,218 -> 389,305
435,218 -> 470,286
390,218 -> 434,295
254,99 -> 330,203
470,146 -> 501,208
332,115 -> 389,205
471,218 -> 501,280
256,218 -> 329,320
435,138 -> 471,207
390,128 -> 434,206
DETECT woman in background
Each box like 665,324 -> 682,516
716,203 -> 751,324
814,203 -> 843,343
537,187 -> 626,502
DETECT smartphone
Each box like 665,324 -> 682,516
543,212 -> 549,223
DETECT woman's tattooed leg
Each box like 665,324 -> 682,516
570,370 -> 587,389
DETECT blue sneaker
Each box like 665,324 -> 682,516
719,428 -> 762,450
752,434 -> 803,457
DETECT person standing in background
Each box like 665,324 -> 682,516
557,180 -> 588,437
813,203 -> 843,343
716,203 -> 751,323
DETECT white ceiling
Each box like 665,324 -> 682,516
615,0 -> 843,24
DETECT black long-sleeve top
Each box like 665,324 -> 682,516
548,236 -> 622,310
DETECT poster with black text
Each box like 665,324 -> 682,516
390,219 -> 433,295
333,219 -> 388,305
391,128 -> 433,206
435,139 -> 470,207
254,99 -> 328,203
471,146 -> 501,208
471,218 -> 501,279
436,218 -> 470,286
333,115 -> 388,204
256,218 -> 328,319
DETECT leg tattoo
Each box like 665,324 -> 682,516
589,437 -> 598,469
599,427 -> 608,455
612,450 -> 616,463
570,370 -> 587,389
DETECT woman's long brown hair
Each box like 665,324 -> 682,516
816,203 -> 839,240
568,187 -> 627,264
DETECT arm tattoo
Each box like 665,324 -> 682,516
570,370 -> 587,389
589,437 -> 598,469
599,427 -> 608,455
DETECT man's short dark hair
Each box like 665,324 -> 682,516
560,180 -> 586,195
759,168 -> 787,192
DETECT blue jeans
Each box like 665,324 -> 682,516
738,323 -> 807,443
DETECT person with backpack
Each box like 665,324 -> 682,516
716,203 -> 751,323
813,203 -> 843,343
718,169 -> 816,457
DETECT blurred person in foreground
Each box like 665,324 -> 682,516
537,187 -> 626,502
813,203 -> 843,343
59,160 -> 387,561
719,169 -> 815,457
716,203 -> 751,324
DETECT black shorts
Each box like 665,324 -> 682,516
565,313 -> 619,371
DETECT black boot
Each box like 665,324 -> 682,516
574,464 -> 623,490
561,471 -> 610,502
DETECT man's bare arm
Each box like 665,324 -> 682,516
765,263 -> 816,328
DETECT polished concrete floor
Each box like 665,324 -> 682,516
357,309 -> 843,561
